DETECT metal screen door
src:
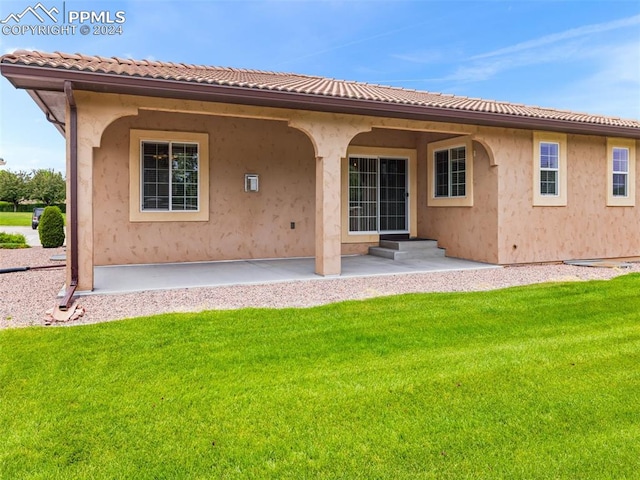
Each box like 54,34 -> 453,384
379,158 -> 407,232
348,157 -> 408,233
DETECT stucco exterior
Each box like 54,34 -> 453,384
420,138 -> 499,264
67,89 -> 640,292
3,51 -> 639,297
497,134 -> 640,264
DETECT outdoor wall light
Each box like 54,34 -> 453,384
245,173 -> 259,192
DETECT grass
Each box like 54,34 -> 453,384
1,275 -> 639,479
0,211 -> 33,227
0,211 -> 66,228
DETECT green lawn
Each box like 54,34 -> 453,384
0,211 -> 33,226
0,211 -> 66,227
1,275 -> 639,479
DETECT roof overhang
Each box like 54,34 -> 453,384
2,62 -> 639,139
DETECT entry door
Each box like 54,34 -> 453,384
379,158 -> 408,232
348,156 -> 408,233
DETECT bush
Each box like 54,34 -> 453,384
0,231 -> 28,249
38,206 -> 65,248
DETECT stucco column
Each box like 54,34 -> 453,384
74,130 -> 94,291
68,92 -> 137,291
314,153 -> 342,275
289,114 -> 371,276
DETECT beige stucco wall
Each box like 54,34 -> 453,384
79,88 -> 640,286
418,134 -> 499,264
93,111 -> 316,265
419,126 -> 640,264
497,134 -> 640,263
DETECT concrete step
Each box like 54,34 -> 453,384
379,239 -> 439,251
369,242 -> 445,261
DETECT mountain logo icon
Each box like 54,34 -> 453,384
1,3 -> 59,24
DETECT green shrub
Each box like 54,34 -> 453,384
0,231 -> 28,249
38,206 -> 65,248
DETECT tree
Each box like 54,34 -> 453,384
29,169 -> 66,205
0,170 -> 30,212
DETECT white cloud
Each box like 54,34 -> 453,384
440,41 -> 585,84
391,50 -> 445,65
471,14 -> 640,60
542,41 -> 640,119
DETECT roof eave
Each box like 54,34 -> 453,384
2,63 -> 639,139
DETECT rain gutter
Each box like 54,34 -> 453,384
59,80 -> 77,310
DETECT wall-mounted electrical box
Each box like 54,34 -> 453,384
245,174 -> 259,192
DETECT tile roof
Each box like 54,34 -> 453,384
2,50 -> 639,130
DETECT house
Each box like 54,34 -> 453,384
1,50 -> 639,303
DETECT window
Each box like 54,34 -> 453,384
435,146 -> 466,198
612,147 -> 629,197
427,136 -> 473,207
607,138 -> 636,207
533,132 -> 567,206
142,141 -> 199,211
539,142 -> 559,196
129,130 -> 209,222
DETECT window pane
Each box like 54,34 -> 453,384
540,170 -> 558,195
450,147 -> 466,198
435,147 -> 465,198
613,173 -> 628,197
613,147 -> 629,173
435,150 -> 449,197
540,142 -> 558,169
451,171 -> 466,197
141,142 -> 170,210
170,142 -> 199,211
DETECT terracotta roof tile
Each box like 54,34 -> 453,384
2,49 -> 639,130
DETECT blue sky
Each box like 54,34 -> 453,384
1,0 -> 639,173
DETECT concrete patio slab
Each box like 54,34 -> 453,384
83,254 -> 500,295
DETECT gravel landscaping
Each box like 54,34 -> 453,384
2,246 -> 638,329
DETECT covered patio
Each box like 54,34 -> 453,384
84,254 -> 498,295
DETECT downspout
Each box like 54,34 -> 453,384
60,81 -> 78,310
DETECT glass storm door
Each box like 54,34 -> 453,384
348,157 -> 408,233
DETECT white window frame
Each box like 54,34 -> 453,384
612,147 -> 629,197
129,129 -> 209,222
607,138 -> 636,207
434,145 -> 467,198
533,132 -> 567,207
539,142 -> 559,197
140,140 -> 200,212
427,136 -> 473,207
